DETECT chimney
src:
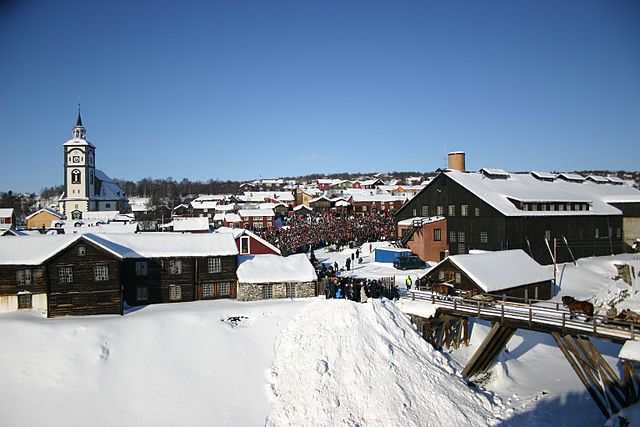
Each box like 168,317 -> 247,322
448,151 -> 465,171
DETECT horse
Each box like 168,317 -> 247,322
429,283 -> 453,297
562,296 -> 594,321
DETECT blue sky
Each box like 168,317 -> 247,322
1,0 -> 638,193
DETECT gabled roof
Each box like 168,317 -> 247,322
238,209 -> 275,218
216,227 -> 281,255
0,208 -> 15,217
172,217 -> 210,232
94,170 -> 127,201
25,207 -> 65,221
293,204 -> 312,211
557,173 -> 585,182
480,168 -> 510,178
84,232 -> 238,259
530,171 -> 557,181
0,234 -> 83,265
430,249 -> 552,292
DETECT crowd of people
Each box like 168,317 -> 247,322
259,212 -> 396,255
324,276 -> 399,302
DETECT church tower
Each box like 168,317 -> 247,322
61,108 -> 96,219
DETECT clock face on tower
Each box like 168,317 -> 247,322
73,156 -> 80,163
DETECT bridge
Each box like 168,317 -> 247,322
403,290 -> 640,419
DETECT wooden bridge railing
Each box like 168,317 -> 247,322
405,290 -> 637,343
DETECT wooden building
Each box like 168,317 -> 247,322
216,227 -> 282,256
397,216 -> 448,262
86,233 -> 239,306
349,193 -> 405,216
422,249 -> 553,300
236,254 -> 317,301
395,169 -> 633,265
0,208 -> 16,231
25,208 -> 65,229
46,236 -> 122,317
309,196 -> 333,214
237,209 -> 275,230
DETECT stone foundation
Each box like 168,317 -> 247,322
237,281 -> 316,302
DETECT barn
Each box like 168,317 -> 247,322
236,254 -> 317,301
423,249 -> 553,300
25,208 -> 65,230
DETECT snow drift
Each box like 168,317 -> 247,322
266,299 -> 502,426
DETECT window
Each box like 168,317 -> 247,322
421,206 -> 428,216
17,293 -> 32,310
169,259 -> 182,275
169,285 -> 182,301
71,169 -> 81,184
16,269 -> 33,286
136,287 -> 149,302
135,261 -> 148,276
285,283 -> 295,298
438,270 -> 445,280
94,265 -> 109,281
475,207 -> 480,216
262,284 -> 273,299
208,257 -> 222,273
461,205 -> 469,216
545,230 -> 551,241
105,203 -> 111,209
253,222 -> 264,229
457,243 -> 466,254
219,282 -> 230,296
458,232 -> 465,243
595,228 -> 599,239
480,231 -> 488,244
437,206 -> 444,216
412,208 -> 417,216
202,283 -> 213,297
433,228 -> 441,241
448,205 -> 456,216
455,272 -> 462,284
78,246 -> 86,256
449,231 -> 457,243
59,266 -> 73,283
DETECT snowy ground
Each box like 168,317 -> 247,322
1,245 -> 639,426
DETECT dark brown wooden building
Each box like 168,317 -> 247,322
422,249 -> 553,300
47,237 -> 122,317
396,169 -> 633,265
85,233 -> 239,306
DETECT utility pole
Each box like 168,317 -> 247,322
553,238 -> 558,297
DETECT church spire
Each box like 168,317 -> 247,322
76,102 -> 83,127
72,102 -> 86,139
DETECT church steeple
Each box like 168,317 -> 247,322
72,103 -> 86,139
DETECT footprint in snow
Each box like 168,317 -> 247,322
99,342 -> 110,361
316,359 -> 329,375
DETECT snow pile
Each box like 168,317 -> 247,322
266,299 -> 502,426
237,254 -> 317,283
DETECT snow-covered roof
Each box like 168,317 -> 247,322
242,192 -> 294,203
607,176 -> 625,184
215,204 -> 236,212
224,213 -> 242,223
85,232 -> 238,259
191,194 -> 230,203
259,202 -> 286,210
0,208 -> 15,218
619,340 -> 640,362
172,217 -> 210,232
25,208 -> 64,220
237,254 -> 316,283
128,197 -> 151,212
434,249 -> 553,292
397,216 -> 445,227
94,170 -> 128,201
56,222 -> 139,235
190,200 -> 219,210
335,200 -> 350,207
212,213 -> 225,221
443,170 -> 636,216
172,203 -> 190,212
238,209 -> 275,218
309,196 -> 332,203
63,137 -> 95,148
293,205 -> 311,211
0,234 -> 83,265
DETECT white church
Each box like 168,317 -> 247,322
58,110 -> 129,219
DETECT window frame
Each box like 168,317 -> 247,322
208,257 -> 222,273
58,266 -> 74,284
94,265 -> 109,281
169,284 -> 182,301
16,269 -> 33,286
135,261 -> 148,277
219,282 -> 230,296
169,259 -> 182,275
17,293 -> 32,310
136,286 -> 149,302
202,283 -> 214,297
433,228 -> 441,242
461,205 -> 469,216
262,284 -> 273,299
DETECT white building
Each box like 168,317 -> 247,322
58,110 -> 128,219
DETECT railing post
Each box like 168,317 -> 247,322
477,300 -> 480,316
412,291 -> 415,301
632,324 -> 635,340
528,307 -> 532,326
501,303 -> 504,323
431,292 -> 435,304
562,312 -> 565,335
454,298 -> 457,311
592,316 -> 597,334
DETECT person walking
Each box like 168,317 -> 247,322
406,275 -> 413,290
345,257 -> 351,271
